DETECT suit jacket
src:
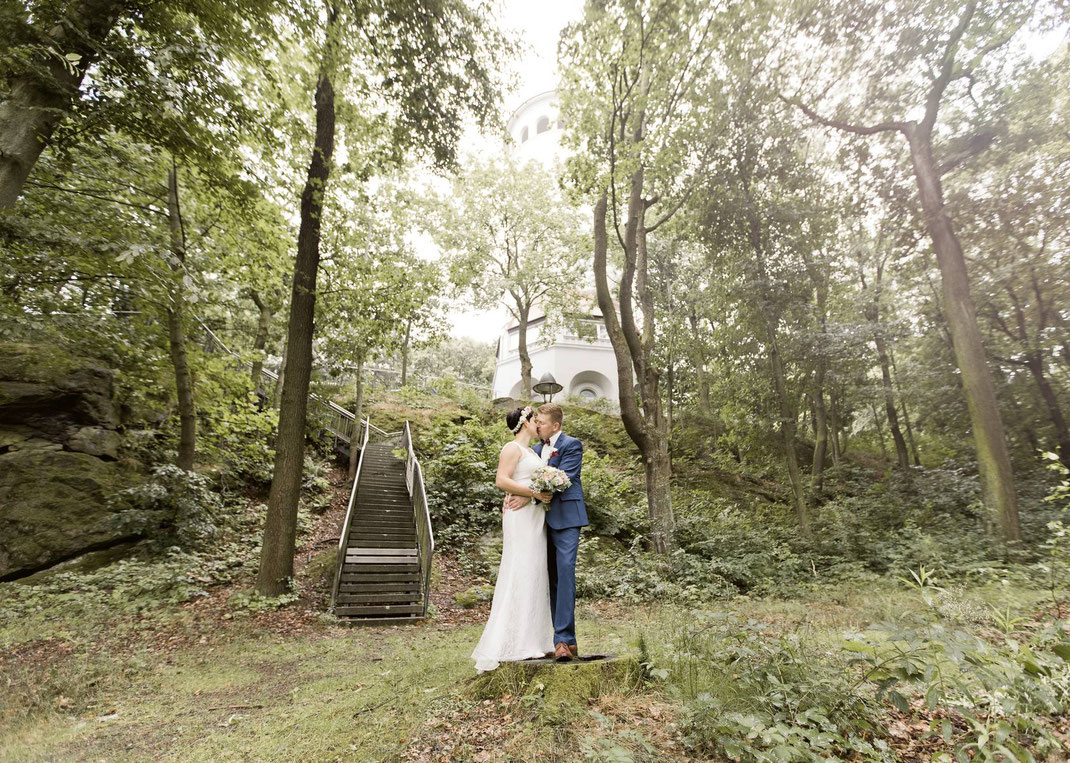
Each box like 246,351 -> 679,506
533,432 -> 588,530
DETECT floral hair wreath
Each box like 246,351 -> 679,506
511,405 -> 534,434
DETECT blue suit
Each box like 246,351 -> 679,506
533,432 -> 587,646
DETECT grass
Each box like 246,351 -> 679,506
2,575 -> 1061,762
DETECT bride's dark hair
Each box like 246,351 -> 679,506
505,406 -> 533,433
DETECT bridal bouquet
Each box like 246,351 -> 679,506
529,466 -> 571,510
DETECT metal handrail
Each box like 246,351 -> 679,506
331,416 -> 371,612
402,421 -> 435,617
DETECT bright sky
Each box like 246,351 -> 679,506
442,0 -> 583,343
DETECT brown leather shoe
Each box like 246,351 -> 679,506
554,642 -> 573,661
568,643 -> 578,658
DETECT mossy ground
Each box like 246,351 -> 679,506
2,572 -> 1052,762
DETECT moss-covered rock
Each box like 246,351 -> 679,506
466,655 -> 643,722
0,343 -> 118,439
454,584 -> 495,608
0,449 -> 158,578
304,548 -> 338,591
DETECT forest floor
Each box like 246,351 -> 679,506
1,467 -> 1066,762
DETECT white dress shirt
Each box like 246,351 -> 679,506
541,431 -> 562,466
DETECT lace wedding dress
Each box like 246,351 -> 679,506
471,441 -> 554,673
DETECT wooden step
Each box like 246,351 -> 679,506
345,554 -> 419,564
335,604 -> 424,616
341,561 -> 420,572
350,524 -> 414,533
350,539 -> 417,548
349,529 -> 416,538
345,547 -> 417,555
336,592 -> 421,604
340,571 -> 421,582
352,517 -> 412,527
339,581 -> 420,592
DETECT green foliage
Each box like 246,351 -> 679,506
576,536 -> 736,604
115,465 -> 224,551
845,577 -> 1070,761
672,612 -> 886,762
418,415 -> 505,548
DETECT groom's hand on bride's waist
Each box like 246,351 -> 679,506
503,493 -> 531,512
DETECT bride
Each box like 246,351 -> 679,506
471,405 -> 555,672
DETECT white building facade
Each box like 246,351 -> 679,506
491,91 -> 622,403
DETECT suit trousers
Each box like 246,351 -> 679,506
546,524 -> 580,645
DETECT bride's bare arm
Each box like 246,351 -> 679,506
495,443 -> 537,497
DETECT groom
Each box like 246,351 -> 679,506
505,402 -> 587,661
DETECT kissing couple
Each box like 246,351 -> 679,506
471,402 -> 588,672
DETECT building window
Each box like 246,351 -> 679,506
578,388 -> 597,399
536,116 -> 550,134
521,126 -> 529,143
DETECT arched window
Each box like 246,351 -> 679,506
536,116 -> 550,134
521,126 -> 529,143
579,388 -> 597,399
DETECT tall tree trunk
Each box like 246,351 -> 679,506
256,11 -> 337,596
889,349 -> 921,466
874,332 -> 910,469
400,318 -> 412,387
272,341 -> 287,409
688,312 -> 711,415
0,0 -> 126,207
740,174 -> 810,535
166,162 -> 196,472
249,290 -> 272,390
828,381 -> 843,463
811,367 -> 829,494
593,192 -> 674,553
347,356 -> 365,481
905,126 -> 1021,542
515,299 -> 533,399
1025,351 -> 1070,470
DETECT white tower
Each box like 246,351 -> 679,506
491,91 -> 620,404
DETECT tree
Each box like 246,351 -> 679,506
561,0 -> 726,552
431,154 -> 586,399
0,0 -> 281,208
255,0 -> 508,596
780,0 -> 1063,542
166,161 -> 197,471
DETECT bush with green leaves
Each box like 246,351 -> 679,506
672,492 -> 810,596
113,464 -> 223,550
418,415 -> 506,548
846,568 -> 1070,762
576,536 -> 736,604
670,612 -> 887,762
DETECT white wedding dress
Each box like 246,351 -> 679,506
471,441 -> 554,673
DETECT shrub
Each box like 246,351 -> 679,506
672,612 -> 886,761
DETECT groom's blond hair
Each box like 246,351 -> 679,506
538,403 -> 563,428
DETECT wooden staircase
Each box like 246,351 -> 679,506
331,423 -> 433,623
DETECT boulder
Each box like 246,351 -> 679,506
67,426 -> 122,459
0,445 -> 162,580
0,343 -> 118,440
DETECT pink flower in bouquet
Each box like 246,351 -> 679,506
529,466 -> 571,510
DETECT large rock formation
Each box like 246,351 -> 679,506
0,343 -> 159,579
